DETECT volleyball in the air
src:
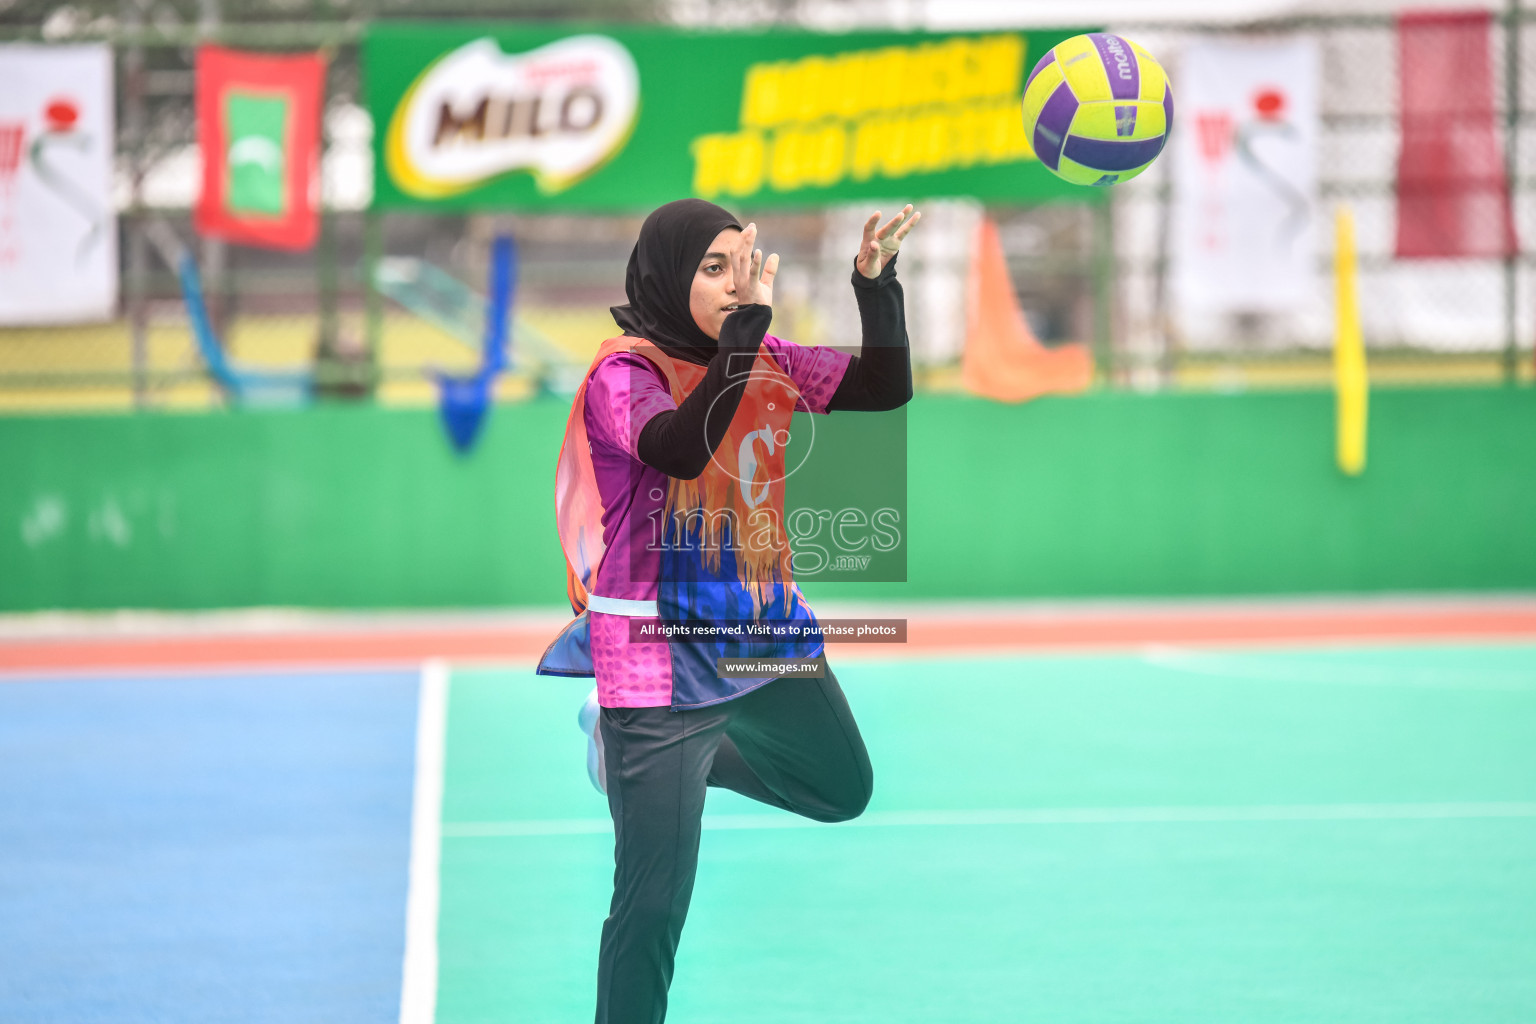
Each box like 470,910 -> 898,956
1021,33 -> 1173,187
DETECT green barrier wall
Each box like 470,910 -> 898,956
2,389 -> 1532,611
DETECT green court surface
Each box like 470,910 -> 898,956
435,645 -> 1536,1023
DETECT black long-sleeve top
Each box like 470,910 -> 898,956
826,252 -> 913,412
636,255 -> 911,479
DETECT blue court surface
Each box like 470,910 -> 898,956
0,670 -> 420,1024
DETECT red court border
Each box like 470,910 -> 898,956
4,602 -> 1536,675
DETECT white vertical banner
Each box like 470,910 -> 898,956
1172,38 -> 1319,319
0,45 -> 118,324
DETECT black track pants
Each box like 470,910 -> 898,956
593,668 -> 874,1024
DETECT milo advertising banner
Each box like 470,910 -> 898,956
365,24 -> 1095,210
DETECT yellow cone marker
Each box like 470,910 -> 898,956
1334,206 -> 1368,476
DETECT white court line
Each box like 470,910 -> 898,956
442,801 -> 1536,839
1142,646 -> 1536,691
0,661 -> 458,683
400,660 -> 449,1024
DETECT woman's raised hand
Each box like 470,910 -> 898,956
855,204 -> 921,279
731,222 -> 779,309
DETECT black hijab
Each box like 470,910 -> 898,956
610,198 -> 742,366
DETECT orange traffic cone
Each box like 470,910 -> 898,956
961,217 -> 1094,402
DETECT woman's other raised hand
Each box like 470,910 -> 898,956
855,204 -> 921,279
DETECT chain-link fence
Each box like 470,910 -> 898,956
1113,11 -> 1536,390
1,9 -> 1532,409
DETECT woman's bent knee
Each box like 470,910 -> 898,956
805,775 -> 872,823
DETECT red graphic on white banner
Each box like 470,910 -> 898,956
1254,88 -> 1286,121
0,122 -> 24,266
1193,111 -> 1234,251
1173,40 -> 1319,317
1196,111 -> 1234,168
45,98 -> 79,130
0,44 -> 117,324
30,92 -> 109,264
0,123 -> 23,184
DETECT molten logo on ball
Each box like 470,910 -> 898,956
1020,32 -> 1174,187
